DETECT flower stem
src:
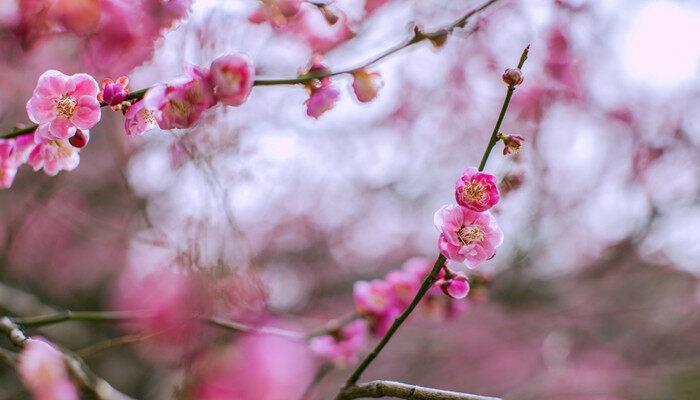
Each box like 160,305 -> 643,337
477,45 -> 529,172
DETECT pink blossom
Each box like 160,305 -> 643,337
124,100 -> 157,136
437,272 -> 470,299
143,66 -> 216,129
501,133 -> 524,156
210,54 -> 254,106
351,69 -> 383,103
434,205 -> 503,268
454,167 -> 500,212
353,279 -> 395,316
17,338 -> 78,400
386,257 -> 428,307
27,125 -> 83,176
309,319 -> 368,365
97,76 -> 129,108
305,86 -> 339,119
0,139 -> 21,189
26,70 -> 101,140
190,331 -> 314,400
249,0 -> 302,27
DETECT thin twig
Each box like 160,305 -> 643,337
300,363 -> 334,400
206,317 -> 305,340
337,380 -> 501,400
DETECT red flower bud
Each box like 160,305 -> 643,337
502,68 -> 524,86
68,130 -> 89,148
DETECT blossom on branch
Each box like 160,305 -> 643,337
27,125 -> 84,176
18,338 -> 78,400
351,68 -> 383,103
26,70 -> 101,140
98,76 -> 130,109
309,319 -> 368,366
455,167 -> 500,212
434,205 -> 503,268
210,54 -> 255,107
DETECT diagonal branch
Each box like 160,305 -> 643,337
338,380 -> 501,400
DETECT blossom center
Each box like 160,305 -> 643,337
462,180 -> 488,205
55,95 -> 77,119
458,224 -> 485,245
49,140 -> 74,158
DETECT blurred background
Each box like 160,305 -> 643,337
0,0 -> 699,399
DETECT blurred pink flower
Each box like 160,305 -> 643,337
248,0 -> 302,27
0,139 -> 21,188
210,54 -> 255,107
309,319 -> 368,366
190,331 -> 314,400
98,76 -> 129,108
354,279 -> 395,316
501,133 -> 524,156
386,257 -> 428,307
124,100 -> 157,136
18,338 -> 78,400
351,69 -> 383,103
455,167 -> 500,212
26,70 -> 101,140
143,66 -> 217,129
434,205 -> 503,268
27,125 -> 83,176
305,86 -> 339,119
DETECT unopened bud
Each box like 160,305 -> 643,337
438,273 -> 470,299
68,130 -> 89,148
502,68 -> 524,86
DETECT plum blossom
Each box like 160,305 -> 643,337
308,319 -> 368,366
351,69 -> 383,103
434,205 -> 503,268
26,70 -> 101,140
303,56 -> 340,118
98,76 -> 129,108
27,125 -> 83,176
0,137 -> 33,188
143,65 -> 216,129
209,54 -> 255,106
437,272 -> 470,299
248,0 -> 302,27
386,257 -> 427,308
17,338 -> 78,400
500,133 -> 524,156
124,100 -> 157,136
455,167 -> 500,212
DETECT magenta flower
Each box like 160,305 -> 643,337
305,86 -> 340,119
437,273 -> 470,299
434,205 -> 503,268
98,76 -> 130,108
18,338 -> 78,400
351,69 -> 383,103
27,125 -> 83,176
455,167 -> 500,212
143,66 -> 217,130
309,319 -> 368,366
124,100 -> 158,136
26,70 -> 101,140
210,54 -> 255,106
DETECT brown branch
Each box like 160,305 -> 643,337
337,380 -> 501,400
0,317 -> 134,400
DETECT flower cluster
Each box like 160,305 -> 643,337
18,338 -> 78,400
302,56 -> 383,119
352,257 -> 470,337
435,167 -> 504,268
308,319 -> 368,366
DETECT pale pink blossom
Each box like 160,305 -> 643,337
434,205 -> 503,268
455,167 -> 500,212
26,70 -> 101,140
143,66 -> 216,129
353,279 -> 395,316
27,125 -> 83,176
0,139 -> 20,188
351,69 -> 383,103
309,319 -> 368,365
248,0 -> 302,27
305,86 -> 339,119
210,54 -> 254,106
124,100 -> 157,136
386,257 -> 428,307
17,338 -> 78,400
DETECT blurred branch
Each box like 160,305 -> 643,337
0,317 -> 134,400
254,0 -> 501,86
13,311 -> 143,327
337,380 -> 501,400
337,45 -> 530,393
0,0 -> 500,140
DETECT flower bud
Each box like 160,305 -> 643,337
351,69 -> 383,103
499,133 -> 524,156
438,273 -> 470,299
319,5 -> 339,25
98,76 -> 130,109
68,130 -> 89,148
502,68 -> 524,86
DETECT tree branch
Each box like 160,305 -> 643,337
337,380 -> 501,400
0,317 -> 134,400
